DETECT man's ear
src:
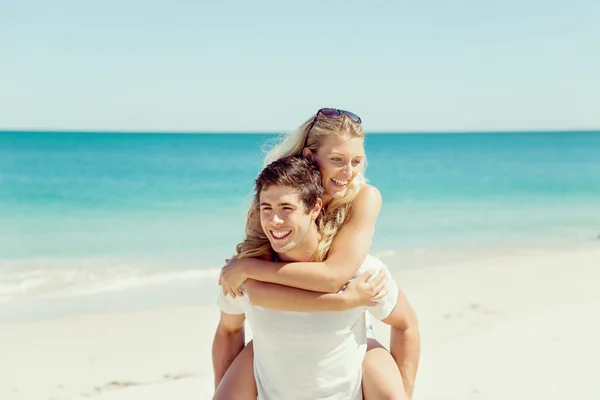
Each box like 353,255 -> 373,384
311,198 -> 323,220
302,147 -> 312,159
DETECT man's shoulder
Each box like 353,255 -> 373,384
363,253 -> 386,267
217,291 -> 249,315
355,254 -> 387,275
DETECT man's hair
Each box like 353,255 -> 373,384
254,156 -> 323,212
235,156 -> 322,260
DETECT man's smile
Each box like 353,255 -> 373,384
270,229 -> 292,239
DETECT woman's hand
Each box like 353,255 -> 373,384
219,258 -> 248,298
341,269 -> 388,308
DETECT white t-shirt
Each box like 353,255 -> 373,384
217,254 -> 399,400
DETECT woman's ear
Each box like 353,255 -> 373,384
302,147 -> 312,158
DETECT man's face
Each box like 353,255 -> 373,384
259,185 -> 319,256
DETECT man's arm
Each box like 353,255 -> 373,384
212,312 -> 246,389
381,289 -> 420,399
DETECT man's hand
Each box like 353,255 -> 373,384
341,269 -> 388,308
219,258 -> 247,298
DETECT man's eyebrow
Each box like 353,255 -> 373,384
277,202 -> 296,207
259,202 -> 296,207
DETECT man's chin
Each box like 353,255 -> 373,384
270,242 -> 293,254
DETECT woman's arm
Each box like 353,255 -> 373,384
221,185 -> 382,293
241,268 -> 387,311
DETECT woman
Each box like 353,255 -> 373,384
216,108 -> 409,399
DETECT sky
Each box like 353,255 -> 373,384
1,0 -> 599,132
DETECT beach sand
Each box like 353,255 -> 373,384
1,245 -> 599,400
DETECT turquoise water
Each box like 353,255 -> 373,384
1,131 -> 599,312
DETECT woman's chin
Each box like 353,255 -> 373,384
327,187 -> 348,200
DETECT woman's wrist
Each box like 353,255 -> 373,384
238,258 -> 256,280
337,289 -> 359,310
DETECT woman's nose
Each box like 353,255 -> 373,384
341,162 -> 352,176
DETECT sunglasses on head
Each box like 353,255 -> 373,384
304,108 -> 362,147
312,108 -> 362,125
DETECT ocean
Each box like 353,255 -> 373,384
1,131 -> 599,322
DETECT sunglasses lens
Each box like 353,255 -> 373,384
319,108 -> 341,119
341,110 -> 362,124
316,108 -> 362,124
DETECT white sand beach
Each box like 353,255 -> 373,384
1,244 -> 599,400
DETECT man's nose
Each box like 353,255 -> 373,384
271,213 -> 284,224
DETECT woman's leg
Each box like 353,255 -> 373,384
213,341 -> 258,400
362,338 -> 409,400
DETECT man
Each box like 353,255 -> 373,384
212,156 -> 419,399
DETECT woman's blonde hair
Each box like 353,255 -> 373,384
236,110 -> 366,262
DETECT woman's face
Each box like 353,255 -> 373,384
309,135 -> 365,202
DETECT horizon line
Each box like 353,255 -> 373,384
1,128 -> 599,135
